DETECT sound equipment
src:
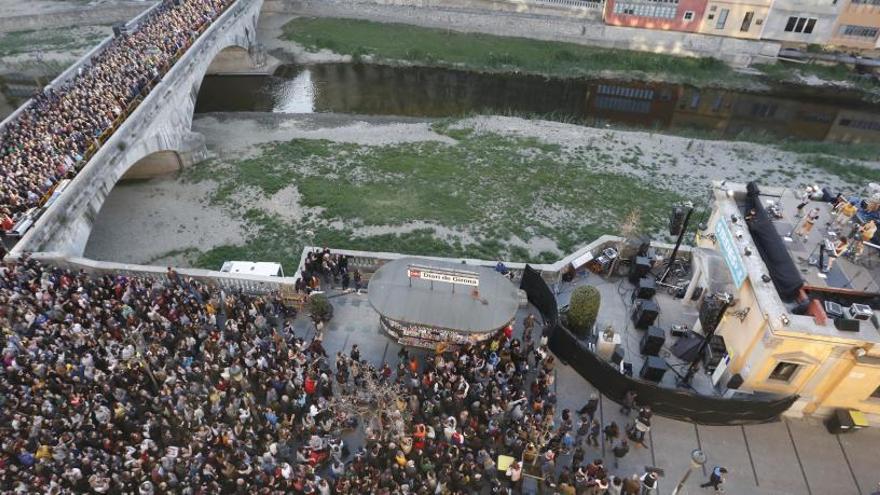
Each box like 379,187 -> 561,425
640,356 -> 667,383
640,326 -> 666,356
631,298 -> 660,330
702,335 -> 728,373
670,325 -> 688,338
628,256 -> 653,284
611,345 -> 625,365
623,362 -> 634,376
690,286 -> 703,301
632,277 -> 656,302
669,205 -> 688,236
824,300 -> 844,319
727,373 -> 744,389
848,304 -> 873,321
791,298 -> 812,316
637,238 -> 651,257
699,295 -> 728,334
834,318 -> 861,332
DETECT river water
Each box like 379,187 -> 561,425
196,63 -> 880,143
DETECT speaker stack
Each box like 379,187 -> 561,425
699,295 -> 728,334
640,356 -> 667,383
640,326 -> 666,356
631,277 -> 656,302
631,298 -> 660,330
628,256 -> 653,284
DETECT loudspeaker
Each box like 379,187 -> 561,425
628,256 -> 653,284
699,295 -> 728,334
834,318 -> 861,332
632,277 -> 656,301
727,373 -> 744,389
611,345 -> 625,365
637,238 -> 651,257
640,326 -> 666,356
640,356 -> 667,383
669,205 -> 687,236
690,286 -> 704,301
632,298 -> 660,330
623,362 -> 633,376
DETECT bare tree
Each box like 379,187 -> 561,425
327,366 -> 411,442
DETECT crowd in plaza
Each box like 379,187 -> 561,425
0,0 -> 234,232
0,254 -> 669,494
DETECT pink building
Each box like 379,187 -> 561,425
604,0 -> 708,33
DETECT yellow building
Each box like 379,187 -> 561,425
829,0 -> 880,51
825,109 -> 880,143
697,0 -> 771,39
687,183 -> 880,424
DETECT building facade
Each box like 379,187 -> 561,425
828,0 -> 880,50
688,184 -> 880,424
603,0 -> 708,32
697,0 -> 771,38
760,0 -> 843,45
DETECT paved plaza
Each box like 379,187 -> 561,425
291,287 -> 880,495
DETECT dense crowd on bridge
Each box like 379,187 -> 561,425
0,255 -> 665,494
0,0 -> 234,232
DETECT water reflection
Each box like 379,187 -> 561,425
194,63 -> 880,144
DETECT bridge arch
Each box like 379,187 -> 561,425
9,0 -> 265,258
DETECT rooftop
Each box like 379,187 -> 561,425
713,182 -> 880,344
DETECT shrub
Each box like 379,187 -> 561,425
308,293 -> 334,324
567,285 -> 600,338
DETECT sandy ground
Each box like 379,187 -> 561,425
85,112 -> 876,266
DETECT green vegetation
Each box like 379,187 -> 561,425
184,123 -> 685,272
566,285 -> 601,338
756,61 -> 880,101
802,155 -> 880,184
308,294 -> 334,324
282,17 -> 747,87
0,27 -> 107,57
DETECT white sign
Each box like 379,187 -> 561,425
407,265 -> 480,287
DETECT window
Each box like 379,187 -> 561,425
840,25 -> 880,38
707,14 -> 715,19
684,10 -> 694,20
853,0 -> 880,5
769,361 -> 801,382
716,8 -> 729,29
872,384 -> 880,399
740,11 -> 754,32
785,16 -> 818,33
613,1 -> 677,19
839,118 -> 880,131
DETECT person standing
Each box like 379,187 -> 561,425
639,471 -> 659,495
578,393 -> 599,422
586,419 -> 601,448
795,186 -> 814,217
612,439 -> 629,469
620,391 -> 637,416
700,466 -> 728,491
798,207 -> 821,242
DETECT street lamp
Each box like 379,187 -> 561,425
670,448 -> 707,495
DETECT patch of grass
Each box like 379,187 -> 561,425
0,27 -> 107,57
802,155 -> 880,183
756,61 -> 880,100
189,122 -> 686,266
282,17 -> 746,87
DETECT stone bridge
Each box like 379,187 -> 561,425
7,0 -> 265,258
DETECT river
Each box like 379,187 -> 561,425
195,63 -> 880,143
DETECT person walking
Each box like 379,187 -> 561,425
578,393 -> 599,422
612,439 -> 629,469
586,419 -> 601,448
620,391 -> 637,416
700,466 -> 728,492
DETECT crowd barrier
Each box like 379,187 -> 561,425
519,265 -> 799,425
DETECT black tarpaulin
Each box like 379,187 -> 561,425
745,182 -> 804,301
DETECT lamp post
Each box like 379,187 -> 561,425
670,448 -> 707,495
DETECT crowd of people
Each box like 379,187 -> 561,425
0,0 -> 234,231
0,255 -> 671,494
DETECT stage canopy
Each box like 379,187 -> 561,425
368,257 -> 520,334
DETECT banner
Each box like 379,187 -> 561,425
407,265 -> 479,287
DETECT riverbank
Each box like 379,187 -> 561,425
279,15 -> 880,101
84,113 -> 878,272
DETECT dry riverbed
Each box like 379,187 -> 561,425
84,113 -> 877,272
